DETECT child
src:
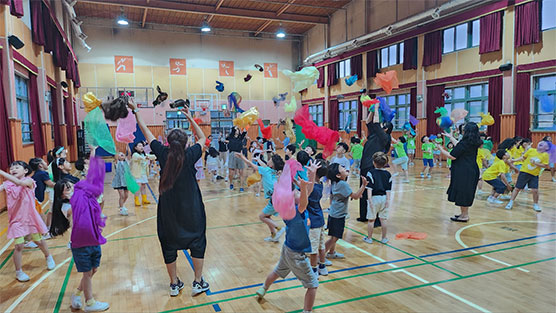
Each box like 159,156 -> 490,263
235,152 -> 286,242
433,134 -> 443,167
112,152 -> 130,216
256,175 -> 318,313
541,136 -> 556,182
285,144 -> 297,161
405,131 -> 417,166
29,158 -> 55,216
75,158 -> 87,180
306,159 -> 329,277
53,158 -> 80,184
363,152 -> 392,244
194,157 -> 205,182
330,142 -> 351,173
250,141 -> 264,196
304,145 -> 317,159
206,147 -> 220,183
475,142 -> 490,195
0,161 -> 56,282
350,138 -> 363,176
324,163 -> 367,260
391,137 -> 410,183
130,142 -> 156,206
482,150 -> 512,204
50,179 -> 75,249
505,140 -> 551,212
420,136 -> 434,178
446,142 -> 454,175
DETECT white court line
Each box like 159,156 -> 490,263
338,240 -> 491,313
454,221 -> 556,274
0,239 -> 14,257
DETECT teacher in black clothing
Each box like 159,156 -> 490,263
358,102 -> 393,222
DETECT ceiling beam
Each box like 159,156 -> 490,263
141,0 -> 150,28
255,0 -> 294,36
254,20 -> 273,36
79,0 -> 328,24
207,0 -> 224,24
245,0 -> 347,11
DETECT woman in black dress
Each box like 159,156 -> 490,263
435,122 -> 483,222
128,100 -> 209,297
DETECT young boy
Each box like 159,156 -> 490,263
324,163 -> 367,260
482,150 -> 512,204
391,137 -> 410,183
420,136 -> 434,178
433,134 -> 443,167
350,138 -> 363,176
306,159 -> 329,277
235,152 -> 286,241
285,144 -> 297,161
363,152 -> 392,244
505,140 -> 551,212
331,142 -> 351,173
256,169 -> 318,313
405,131 -> 417,166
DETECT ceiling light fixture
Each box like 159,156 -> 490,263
201,21 -> 211,32
276,23 -> 286,38
116,7 -> 129,26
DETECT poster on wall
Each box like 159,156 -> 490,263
115,56 -> 134,73
264,63 -> 277,78
170,58 -> 186,75
219,60 -> 234,77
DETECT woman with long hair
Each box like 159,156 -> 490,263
127,99 -> 209,297
435,122 -> 483,222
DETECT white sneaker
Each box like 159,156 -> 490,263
487,197 -> 503,204
318,266 -> 328,276
46,255 -> 56,270
263,236 -> 273,242
477,190 -> 488,195
67,241 -> 72,250
24,241 -> 38,248
381,238 -> 389,244
552,177 -> 556,182
499,195 -> 511,200
84,300 -> 109,312
42,233 -> 52,240
192,278 -> 210,296
119,207 -> 129,216
272,227 -> 286,241
16,270 -> 30,282
255,193 -> 260,197
427,174 -> 431,178
363,237 -> 373,244
420,173 -> 424,178
324,259 -> 332,266
505,201 -> 513,210
326,252 -> 345,259
169,279 -> 185,297
533,204 -> 542,212
71,294 -> 82,310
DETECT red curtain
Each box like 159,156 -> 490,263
316,67 -> 325,88
480,11 -> 503,54
350,54 -> 363,80
515,72 -> 531,137
0,0 -> 10,5
366,50 -> 378,78
64,96 -> 75,145
515,1 -> 541,47
50,86 -> 62,146
329,98 -> 339,130
30,0 -> 45,45
9,0 -> 23,18
327,63 -> 338,87
29,74 -> 46,157
410,87 -> 417,117
426,84 -> 445,135
487,76 -> 503,142
422,31 -> 442,67
0,49 -> 14,169
403,37 -> 418,70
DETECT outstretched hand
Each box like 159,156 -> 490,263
306,159 -> 321,174
360,175 -> 368,187
127,97 -> 137,111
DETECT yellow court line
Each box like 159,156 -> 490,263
0,227 -> 7,237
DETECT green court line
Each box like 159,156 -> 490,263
287,256 -> 556,313
53,259 -> 74,313
345,226 -> 463,278
0,250 -> 14,270
158,239 -> 555,313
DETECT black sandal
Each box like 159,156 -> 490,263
450,216 -> 469,223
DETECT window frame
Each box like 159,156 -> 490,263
337,59 -> 351,78
442,19 -> 480,54
210,110 -> 236,136
338,99 -> 358,131
15,74 -> 33,144
308,103 -> 324,127
45,89 -> 55,140
379,42 -> 404,69
165,111 -> 190,132
384,93 -> 410,130
532,74 -> 556,130
541,0 -> 556,31
443,83 -> 489,127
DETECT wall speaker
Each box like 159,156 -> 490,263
499,63 -> 513,71
8,35 -> 24,50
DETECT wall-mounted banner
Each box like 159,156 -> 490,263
219,60 -> 234,77
115,56 -> 133,73
264,63 -> 277,78
170,58 -> 186,75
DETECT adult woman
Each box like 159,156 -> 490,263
128,99 -> 209,297
435,122 -> 483,222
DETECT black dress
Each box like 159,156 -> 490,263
447,139 -> 481,207
150,140 -> 207,261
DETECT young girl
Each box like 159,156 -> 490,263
44,146 -> 67,235
49,179 -> 75,249
391,136 -> 410,183
194,157 -> 205,182
541,136 -> 556,182
29,158 -> 55,217
51,151 -> 110,311
52,158 -> 80,184
405,131 -> 417,166
0,161 -> 56,282
446,142 -> 454,177
249,141 -> 264,196
112,151 -> 130,216
206,147 -> 220,183
130,142 -> 156,206
420,136 -> 434,178
433,134 -> 443,167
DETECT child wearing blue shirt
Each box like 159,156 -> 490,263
235,152 -> 285,242
306,159 -> 329,277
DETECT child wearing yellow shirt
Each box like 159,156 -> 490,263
482,150 -> 511,204
506,140 -> 551,212
476,143 -> 490,195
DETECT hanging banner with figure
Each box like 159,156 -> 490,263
264,63 -> 277,78
219,60 -> 234,77
170,58 -> 186,75
115,56 -> 133,73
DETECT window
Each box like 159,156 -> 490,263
380,42 -> 404,68
46,90 -> 55,140
15,75 -> 32,143
165,111 -> 190,132
444,83 -> 488,126
338,59 -> 351,78
443,19 -> 480,53
533,75 -> 556,130
308,104 -> 324,127
384,94 -> 410,130
210,110 -> 235,136
338,100 -> 357,131
542,0 -> 556,30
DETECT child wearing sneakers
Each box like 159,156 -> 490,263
234,152 -> 286,242
482,150 -> 512,205
506,140 -> 551,212
330,142 -> 351,173
324,163 -> 367,260
256,174 -> 318,313
350,138 -> 363,176
306,159 -> 329,277
391,137 -> 410,182
363,152 -> 392,245
420,136 -> 434,178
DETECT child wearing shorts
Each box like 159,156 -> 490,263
363,152 -> 392,244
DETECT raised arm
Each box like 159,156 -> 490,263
128,98 -> 156,144
0,170 -> 34,188
298,179 -> 312,214
435,142 -> 456,160
350,176 -> 368,199
234,152 -> 259,171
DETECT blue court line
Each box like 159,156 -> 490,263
212,304 -> 221,312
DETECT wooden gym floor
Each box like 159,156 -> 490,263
0,163 -> 555,312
